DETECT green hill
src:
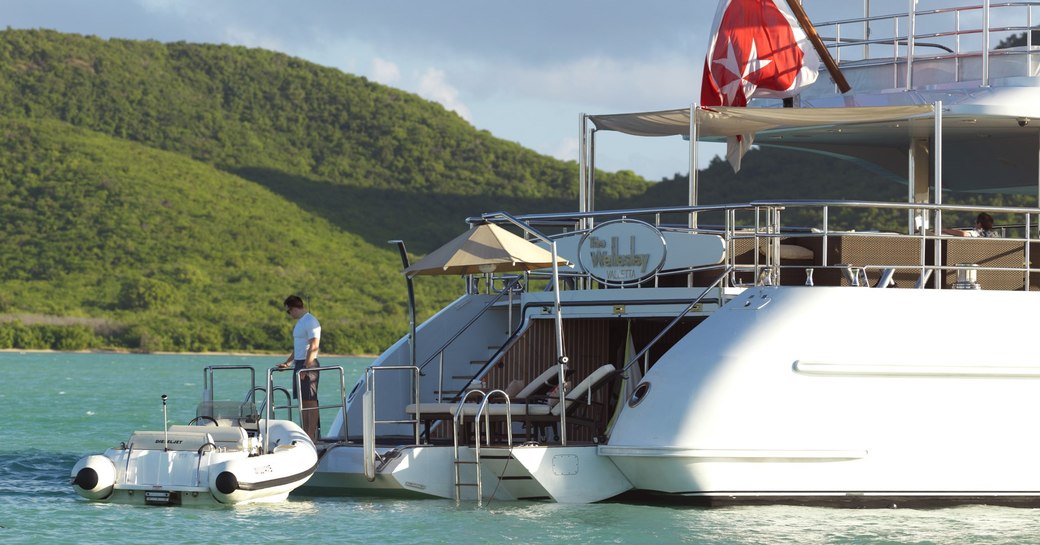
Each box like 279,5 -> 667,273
0,116 -> 453,354
0,29 -> 648,253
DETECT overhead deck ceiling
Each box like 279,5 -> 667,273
587,105 -> 1040,194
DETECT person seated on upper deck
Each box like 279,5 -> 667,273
941,213 -> 999,238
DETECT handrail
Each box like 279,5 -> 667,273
287,365 -> 348,442
200,365 -> 265,442
264,365 -> 345,448
745,200 -> 1040,215
253,385 -> 292,419
820,36 -> 955,54
366,365 -> 422,441
203,365 -> 256,404
500,199 -> 1040,226
621,266 -> 732,375
417,276 -> 523,372
810,1 -> 1040,88
815,2 -> 1040,30
361,364 -> 421,482
473,389 -> 512,508
452,389 -> 488,506
475,389 -> 513,449
474,200 -> 1040,294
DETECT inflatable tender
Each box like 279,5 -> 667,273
72,419 -> 316,506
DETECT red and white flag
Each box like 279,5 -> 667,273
700,0 -> 820,171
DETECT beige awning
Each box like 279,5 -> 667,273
403,223 -> 571,276
587,104 -> 936,138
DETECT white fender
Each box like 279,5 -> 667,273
71,454 -> 116,500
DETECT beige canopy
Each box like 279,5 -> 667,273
403,223 -> 571,276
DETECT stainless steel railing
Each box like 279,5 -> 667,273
485,199 -> 1040,292
812,1 -> 1040,90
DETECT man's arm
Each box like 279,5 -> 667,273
305,337 -> 320,368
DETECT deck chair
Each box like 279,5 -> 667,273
406,363 -> 616,441
547,364 -> 616,418
528,364 -> 617,440
514,363 -> 570,401
405,363 -> 569,419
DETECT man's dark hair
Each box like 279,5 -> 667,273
284,295 -> 305,309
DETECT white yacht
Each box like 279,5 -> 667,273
301,1 -> 1040,506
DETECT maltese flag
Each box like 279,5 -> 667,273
700,0 -> 820,171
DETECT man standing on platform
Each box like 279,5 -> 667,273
277,295 -> 321,441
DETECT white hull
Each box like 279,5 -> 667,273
316,288 -> 1040,506
605,287 -> 1040,505
306,443 -> 631,503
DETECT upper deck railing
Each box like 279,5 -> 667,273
472,200 -> 1040,293
804,1 -> 1040,94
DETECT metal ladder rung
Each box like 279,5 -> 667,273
452,389 -> 514,508
375,419 -> 417,425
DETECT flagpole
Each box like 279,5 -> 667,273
784,0 -> 851,93
688,102 -> 698,230
689,103 -> 699,288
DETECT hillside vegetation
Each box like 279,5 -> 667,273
0,29 -> 648,252
0,29 -> 1027,353
0,116 -> 445,354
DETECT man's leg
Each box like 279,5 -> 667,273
302,398 -> 319,441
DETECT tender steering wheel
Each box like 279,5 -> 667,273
188,415 -> 220,426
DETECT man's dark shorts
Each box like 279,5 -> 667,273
292,359 -> 319,401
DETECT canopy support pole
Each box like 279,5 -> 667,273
983,0 -> 991,87
578,114 -> 597,229
589,130 -> 597,226
578,113 -> 588,229
932,100 -> 943,289
391,240 -> 417,367
689,103 -> 699,230
907,0 -> 916,91
909,137 -> 930,234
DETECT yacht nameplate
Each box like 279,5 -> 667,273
578,220 -> 666,285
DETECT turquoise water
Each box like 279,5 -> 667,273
3,352 -> 1040,545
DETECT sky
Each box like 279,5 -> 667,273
5,1 -> 912,181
